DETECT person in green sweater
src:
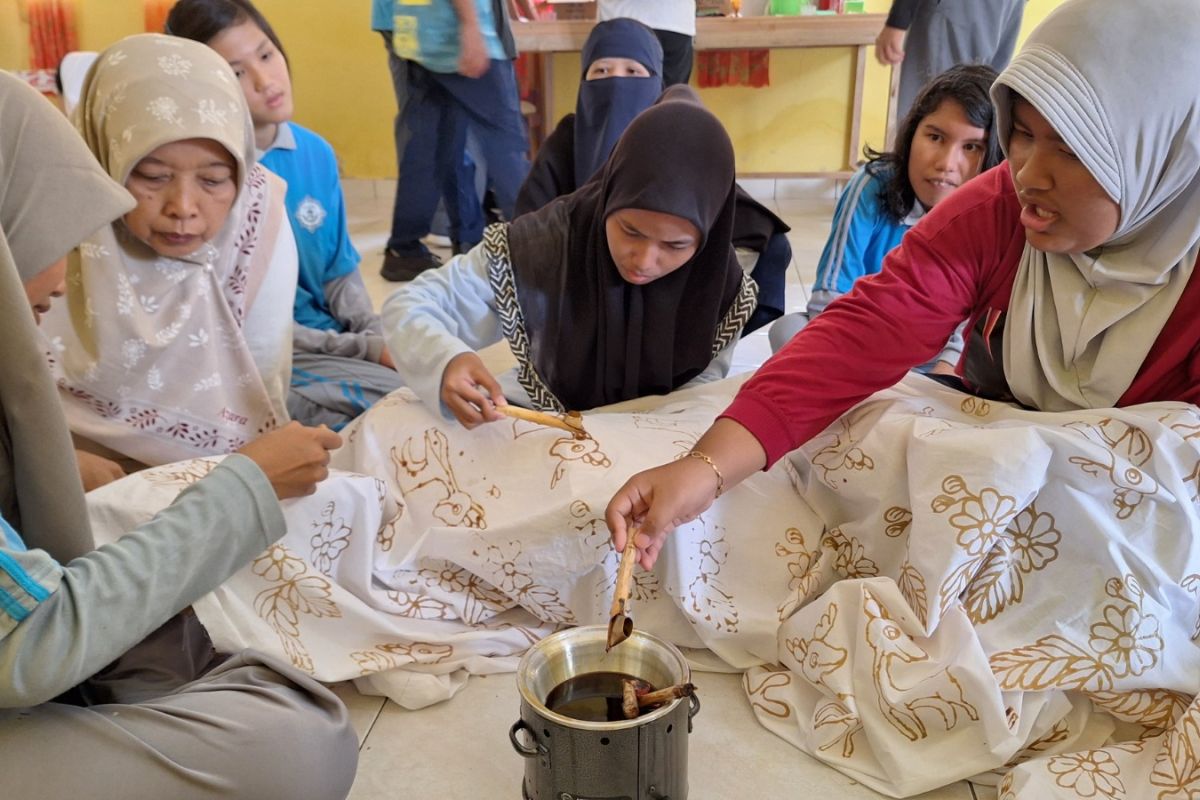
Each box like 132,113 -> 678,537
0,71 -> 356,799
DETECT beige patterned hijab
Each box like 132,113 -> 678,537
0,71 -> 134,561
43,34 -> 285,466
994,0 -> 1200,411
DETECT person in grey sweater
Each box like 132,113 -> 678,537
0,71 -> 356,800
875,0 -> 1024,121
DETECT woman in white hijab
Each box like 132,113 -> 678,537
0,68 -> 354,799
606,0 -> 1200,564
43,33 -> 298,468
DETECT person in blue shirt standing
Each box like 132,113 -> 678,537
167,0 -> 405,429
769,64 -> 1003,374
379,0 -> 531,282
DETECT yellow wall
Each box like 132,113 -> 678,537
2,0 -> 1062,177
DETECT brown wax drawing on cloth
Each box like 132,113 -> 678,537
489,84 -> 758,413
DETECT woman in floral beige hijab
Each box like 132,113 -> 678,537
43,33 -> 298,467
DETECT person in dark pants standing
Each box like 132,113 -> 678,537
377,0 -> 530,282
597,0 -> 697,87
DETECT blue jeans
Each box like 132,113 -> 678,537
387,58 -> 530,255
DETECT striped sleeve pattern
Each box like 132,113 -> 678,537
0,546 -> 62,637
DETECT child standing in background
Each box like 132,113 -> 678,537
168,0 -> 404,430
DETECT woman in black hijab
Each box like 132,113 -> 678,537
383,85 -> 758,427
515,20 -> 791,334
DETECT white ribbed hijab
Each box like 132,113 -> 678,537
0,71 -> 134,560
994,0 -> 1200,411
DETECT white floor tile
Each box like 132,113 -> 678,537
329,680 -> 387,747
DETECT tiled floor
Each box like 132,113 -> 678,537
335,178 -> 981,800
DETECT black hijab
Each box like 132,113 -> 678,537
516,19 -> 663,216
488,86 -> 757,412
573,18 -> 664,188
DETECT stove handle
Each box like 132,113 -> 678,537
508,719 -> 546,759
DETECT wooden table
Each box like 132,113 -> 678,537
512,15 -> 896,177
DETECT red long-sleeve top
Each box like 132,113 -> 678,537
725,165 -> 1200,468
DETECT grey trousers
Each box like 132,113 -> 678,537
897,0 -> 1025,121
0,615 -> 358,799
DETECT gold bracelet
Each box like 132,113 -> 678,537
686,450 -> 724,498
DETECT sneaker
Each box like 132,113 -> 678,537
381,249 -> 443,282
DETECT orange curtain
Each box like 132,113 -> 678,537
144,0 -> 175,33
696,50 -> 770,88
27,0 -> 77,71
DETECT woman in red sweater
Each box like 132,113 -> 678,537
607,0 -> 1200,568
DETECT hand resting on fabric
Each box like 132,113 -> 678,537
236,421 -> 342,499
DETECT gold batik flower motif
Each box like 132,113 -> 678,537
686,527 -> 739,632
250,545 -> 340,671
422,563 -> 471,594
253,544 -> 306,583
990,575 -> 1163,693
821,528 -> 878,579
1047,751 -> 1125,799
1088,605 -> 1164,678
309,501 -> 351,575
962,504 -> 1061,624
1008,506 -> 1061,572
775,527 -> 824,621
948,487 -> 1019,556
476,539 -> 574,623
484,541 -> 533,594
385,590 -> 453,620
933,477 -> 1028,621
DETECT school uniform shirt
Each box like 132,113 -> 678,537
723,165 -> 1200,467
807,163 -> 961,369
808,164 -> 919,316
259,123 -> 364,335
390,0 -> 511,72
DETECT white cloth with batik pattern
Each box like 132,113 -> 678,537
86,375 -> 816,709
745,373 -> 1200,798
87,371 -> 1200,798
